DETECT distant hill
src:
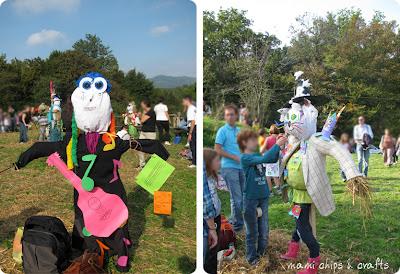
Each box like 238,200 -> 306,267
150,75 -> 196,89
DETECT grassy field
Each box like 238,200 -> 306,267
205,117 -> 400,274
0,130 -> 196,273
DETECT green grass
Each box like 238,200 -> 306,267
0,130 -> 196,273
205,117 -> 400,273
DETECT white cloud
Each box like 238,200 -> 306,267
0,0 -> 7,7
12,0 -> 80,13
150,25 -> 171,36
26,29 -> 65,46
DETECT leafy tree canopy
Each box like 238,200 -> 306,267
0,34 -> 192,117
204,8 -> 400,137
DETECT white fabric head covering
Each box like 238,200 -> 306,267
71,75 -> 112,133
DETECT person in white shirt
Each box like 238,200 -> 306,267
353,116 -> 374,176
182,95 -> 196,168
154,98 -> 171,145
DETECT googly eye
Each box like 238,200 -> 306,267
83,81 -> 91,89
291,114 -> 297,120
95,81 -> 104,90
93,77 -> 107,93
79,77 -> 93,91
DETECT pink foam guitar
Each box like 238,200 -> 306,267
46,152 -> 128,237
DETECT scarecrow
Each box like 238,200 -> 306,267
123,101 -> 140,139
278,71 -> 371,274
48,93 -> 63,142
15,72 -> 169,272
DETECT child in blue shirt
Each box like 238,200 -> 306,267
237,129 -> 287,264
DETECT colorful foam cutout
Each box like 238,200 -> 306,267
102,112 -> 116,147
110,159 -> 122,183
81,154 -> 97,191
66,139 -> 73,170
47,152 -> 128,237
95,240 -> 110,267
103,132 -> 116,151
289,204 -> 302,219
153,191 -> 172,215
82,227 -> 91,237
117,256 -> 128,267
136,154 -> 175,195
71,113 -> 78,166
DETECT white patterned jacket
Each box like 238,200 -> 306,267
282,133 -> 362,216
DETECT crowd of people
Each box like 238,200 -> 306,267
338,116 -> 400,179
0,104 -> 51,143
120,96 -> 197,168
203,104 -> 399,274
1,95 -> 198,169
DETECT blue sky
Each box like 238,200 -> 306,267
0,0 -> 196,78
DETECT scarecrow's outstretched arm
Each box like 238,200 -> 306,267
310,135 -> 360,180
311,135 -> 371,215
132,139 -> 170,160
118,138 -> 170,161
15,141 -> 64,168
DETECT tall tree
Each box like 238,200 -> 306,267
73,34 -> 119,72
203,9 -> 254,108
203,9 -> 293,121
122,69 -> 154,101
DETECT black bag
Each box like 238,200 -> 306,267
22,216 -> 72,274
362,133 -> 372,149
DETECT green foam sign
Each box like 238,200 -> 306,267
136,154 -> 175,195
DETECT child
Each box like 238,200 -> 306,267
258,128 -> 267,148
261,124 -> 282,195
37,104 -> 49,141
237,129 -> 287,264
203,148 -> 222,274
339,133 -> 351,181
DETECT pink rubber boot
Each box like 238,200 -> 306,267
297,256 -> 321,274
280,240 -> 300,260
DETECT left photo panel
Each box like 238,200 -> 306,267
0,0 -> 196,273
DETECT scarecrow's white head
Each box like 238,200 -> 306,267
280,71 -> 318,141
127,101 -> 136,114
282,102 -> 318,141
71,72 -> 112,133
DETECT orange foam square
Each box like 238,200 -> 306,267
153,191 -> 172,215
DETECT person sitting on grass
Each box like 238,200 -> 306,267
237,129 -> 287,265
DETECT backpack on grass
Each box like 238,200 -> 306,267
22,216 -> 71,274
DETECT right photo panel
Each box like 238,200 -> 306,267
202,1 -> 399,273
